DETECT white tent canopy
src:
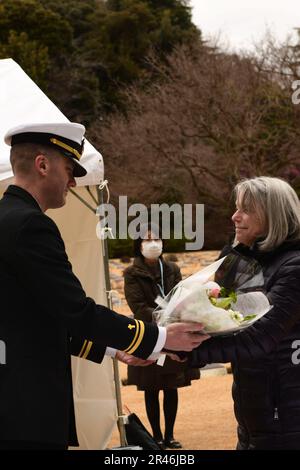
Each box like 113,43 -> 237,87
0,58 -> 103,187
0,58 -> 117,449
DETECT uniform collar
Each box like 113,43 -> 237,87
4,185 -> 43,212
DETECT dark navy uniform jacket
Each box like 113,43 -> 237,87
0,185 -> 158,447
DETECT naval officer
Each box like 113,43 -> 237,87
0,122 -> 208,449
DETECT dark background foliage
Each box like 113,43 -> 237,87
1,0 -> 300,253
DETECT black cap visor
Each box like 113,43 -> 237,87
69,156 -> 87,177
11,131 -> 87,177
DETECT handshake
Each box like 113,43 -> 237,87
163,321 -> 210,351
116,322 -> 209,366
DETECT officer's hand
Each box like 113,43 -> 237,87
115,350 -> 155,366
164,322 -> 210,351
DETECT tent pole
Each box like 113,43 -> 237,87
96,186 -> 128,448
68,185 -> 127,447
69,188 -> 96,213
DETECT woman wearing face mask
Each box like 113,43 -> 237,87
124,223 -> 200,449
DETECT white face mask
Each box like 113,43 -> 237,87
141,240 -> 163,259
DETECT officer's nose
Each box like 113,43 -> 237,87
69,176 -> 76,188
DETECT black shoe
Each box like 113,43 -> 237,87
164,438 -> 182,449
154,439 -> 166,450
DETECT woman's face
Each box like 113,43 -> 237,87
232,195 -> 266,246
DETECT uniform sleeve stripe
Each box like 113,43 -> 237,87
128,320 -> 145,354
125,320 -> 145,355
123,319 -> 140,353
82,341 -> 93,359
78,339 -> 87,357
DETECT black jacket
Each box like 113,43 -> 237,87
0,186 -> 159,447
189,241 -> 300,449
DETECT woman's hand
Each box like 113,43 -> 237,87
165,352 -> 188,362
115,350 -> 155,366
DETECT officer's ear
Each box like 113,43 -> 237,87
34,154 -> 49,176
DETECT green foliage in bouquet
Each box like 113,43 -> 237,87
209,287 -> 237,309
209,287 -> 256,324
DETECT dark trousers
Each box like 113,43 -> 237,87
144,389 -> 178,440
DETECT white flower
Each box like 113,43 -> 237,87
154,257 -> 271,336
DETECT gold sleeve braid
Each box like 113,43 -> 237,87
123,319 -> 145,355
78,339 -> 93,359
74,319 -> 145,358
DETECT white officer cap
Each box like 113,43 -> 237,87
4,122 -> 87,177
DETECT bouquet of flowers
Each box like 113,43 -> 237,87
154,256 -> 271,336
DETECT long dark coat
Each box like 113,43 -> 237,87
124,256 -> 200,390
189,241 -> 300,449
0,185 -> 159,447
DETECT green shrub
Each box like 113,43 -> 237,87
107,238 -> 133,259
108,233 -> 190,258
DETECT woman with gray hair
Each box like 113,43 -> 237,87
183,176 -> 300,449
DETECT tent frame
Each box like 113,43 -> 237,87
70,184 -> 128,448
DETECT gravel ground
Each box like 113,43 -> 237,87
108,363 -> 237,450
